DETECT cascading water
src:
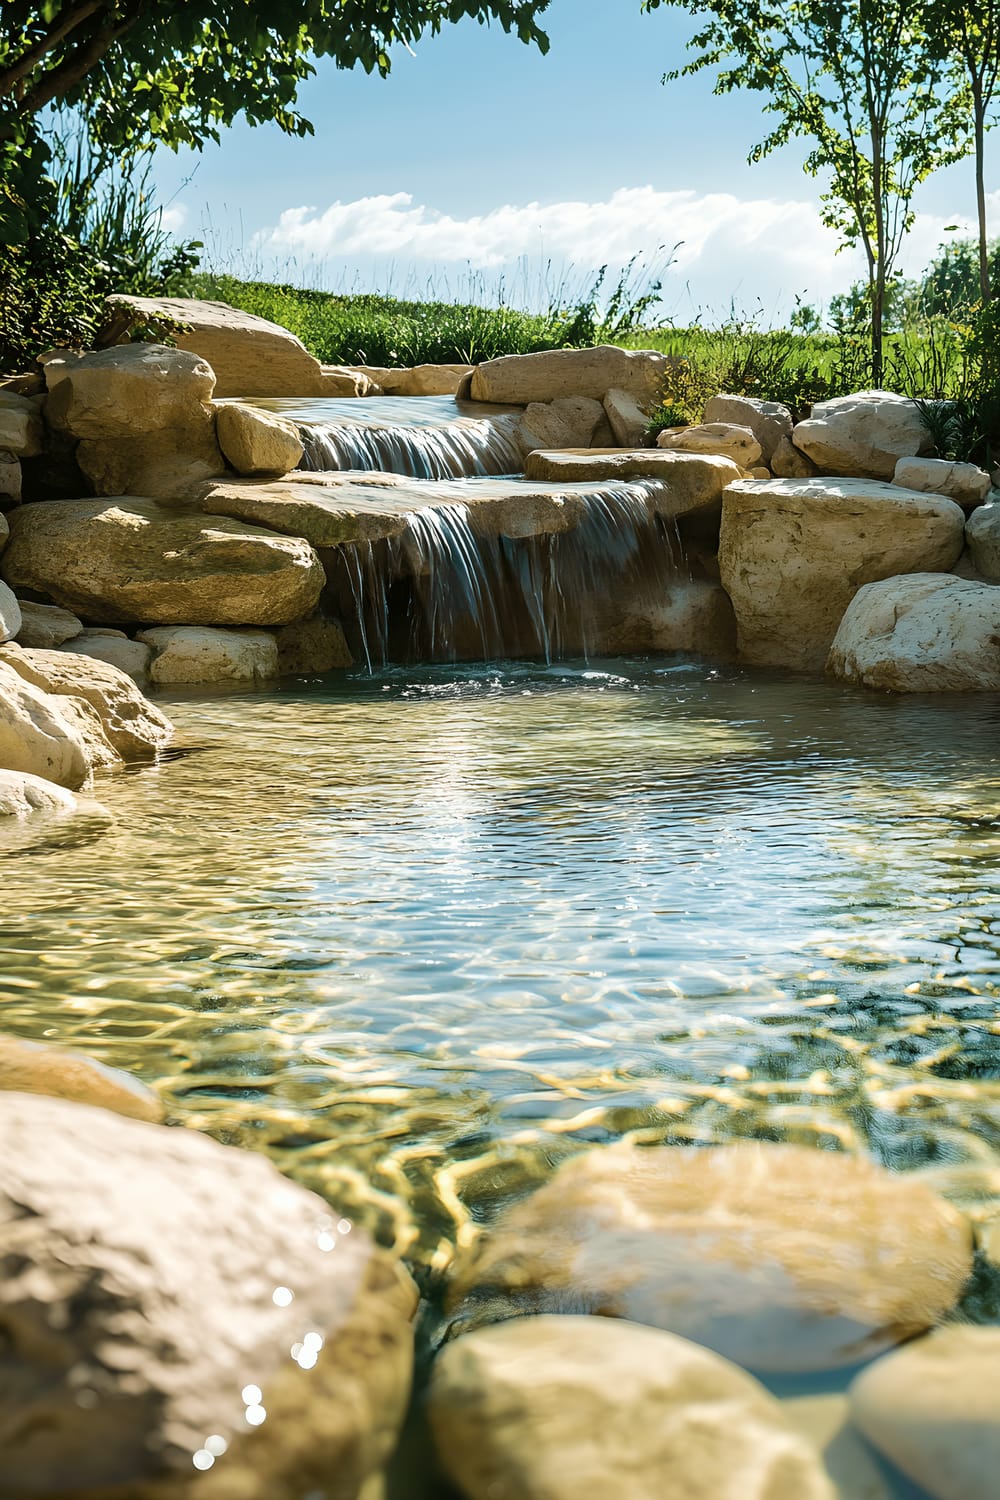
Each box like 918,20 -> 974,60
325,481 -> 685,671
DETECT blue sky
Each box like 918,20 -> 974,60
153,0 -> 996,321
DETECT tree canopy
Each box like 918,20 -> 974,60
0,0 -> 551,150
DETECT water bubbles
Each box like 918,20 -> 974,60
245,1404 -> 267,1427
272,1285 -> 294,1307
192,1450 -> 215,1471
241,1385 -> 262,1406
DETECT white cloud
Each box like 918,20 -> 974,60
159,202 -> 189,234
251,184 -> 992,317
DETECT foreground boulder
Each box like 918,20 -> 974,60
0,643 -> 173,758
99,295 -> 330,398
791,391 -> 931,478
0,1092 -> 417,1499
469,346 -> 669,405
850,1326 -> 1000,1500
430,1317 -> 835,1500
2,498 -> 325,626
0,660 -> 91,789
446,1141 -> 972,1372
827,573 -> 1000,691
718,477 -> 965,669
0,1034 -> 161,1122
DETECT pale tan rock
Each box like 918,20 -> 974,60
321,365 -> 376,397
429,1316 -> 836,1500
0,1091 -> 417,1499
749,465 -> 772,479
76,410 -> 225,499
894,456 -> 991,507
0,660 -> 91,789
100,295 -> 329,398
0,642 -> 172,759
216,402 -> 305,477
400,363 -> 474,397
14,600 -> 84,649
0,578 -> 21,642
43,342 -> 215,436
965,501 -> 1000,580
0,1034 -> 161,1122
850,1326 -> 1000,1500
54,692 -> 122,771
138,625 -> 280,684
273,615 -> 353,674
447,1141 -> 973,1372
0,449 -> 21,503
60,630 -> 152,682
524,448 -> 741,517
2,498 -> 325,627
0,768 -> 85,819
719,478 -> 965,670
658,421 -> 764,467
603,387 -> 651,446
520,396 -> 606,451
470,345 -> 669,405
792,391 -> 932,478
0,390 -> 44,457
781,1394 -> 891,1500
704,393 -> 793,464
771,434 -> 819,478
827,573 -> 1000,692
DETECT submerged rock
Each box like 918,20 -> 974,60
0,1092 -> 417,1499
718,477 -> 965,670
849,1326 -> 1000,1500
827,573 -> 1000,692
446,1141 -> 973,1372
429,1316 -> 836,1500
0,1034 -> 161,1122
1,498 -> 325,627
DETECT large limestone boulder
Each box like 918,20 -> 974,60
658,421 -> 763,467
429,1317 -> 836,1500
827,574 -> 1000,692
0,643 -> 172,759
704,393 -> 793,464
470,346 -> 669,405
0,1092 -> 416,1499
100,295 -> 329,398
791,391 -> 932,478
0,1034 -> 160,1122
0,578 -> 21,642
14,601 -> 84,649
43,342 -> 224,499
137,625 -> 280,684
718,477 -> 965,670
0,661 -> 91,789
965,500 -> 1000,580
446,1141 -> 973,1373
850,1326 -> 1000,1500
2,498 -> 325,626
215,402 -> 305,477
523,448 -> 742,517
0,391 -> 44,457
44,342 -> 215,437
893,455 -> 991,508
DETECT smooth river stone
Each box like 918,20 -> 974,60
850,1325 -> 1000,1500
446,1141 -> 974,1372
0,1034 -> 162,1123
429,1316 -> 836,1500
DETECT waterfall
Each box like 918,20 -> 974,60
298,410 -> 525,479
324,481 -> 684,671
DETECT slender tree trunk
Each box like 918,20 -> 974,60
871,121 -> 886,387
973,82 -> 991,303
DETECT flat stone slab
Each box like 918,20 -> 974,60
189,472 -> 681,549
525,448 -> 742,513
